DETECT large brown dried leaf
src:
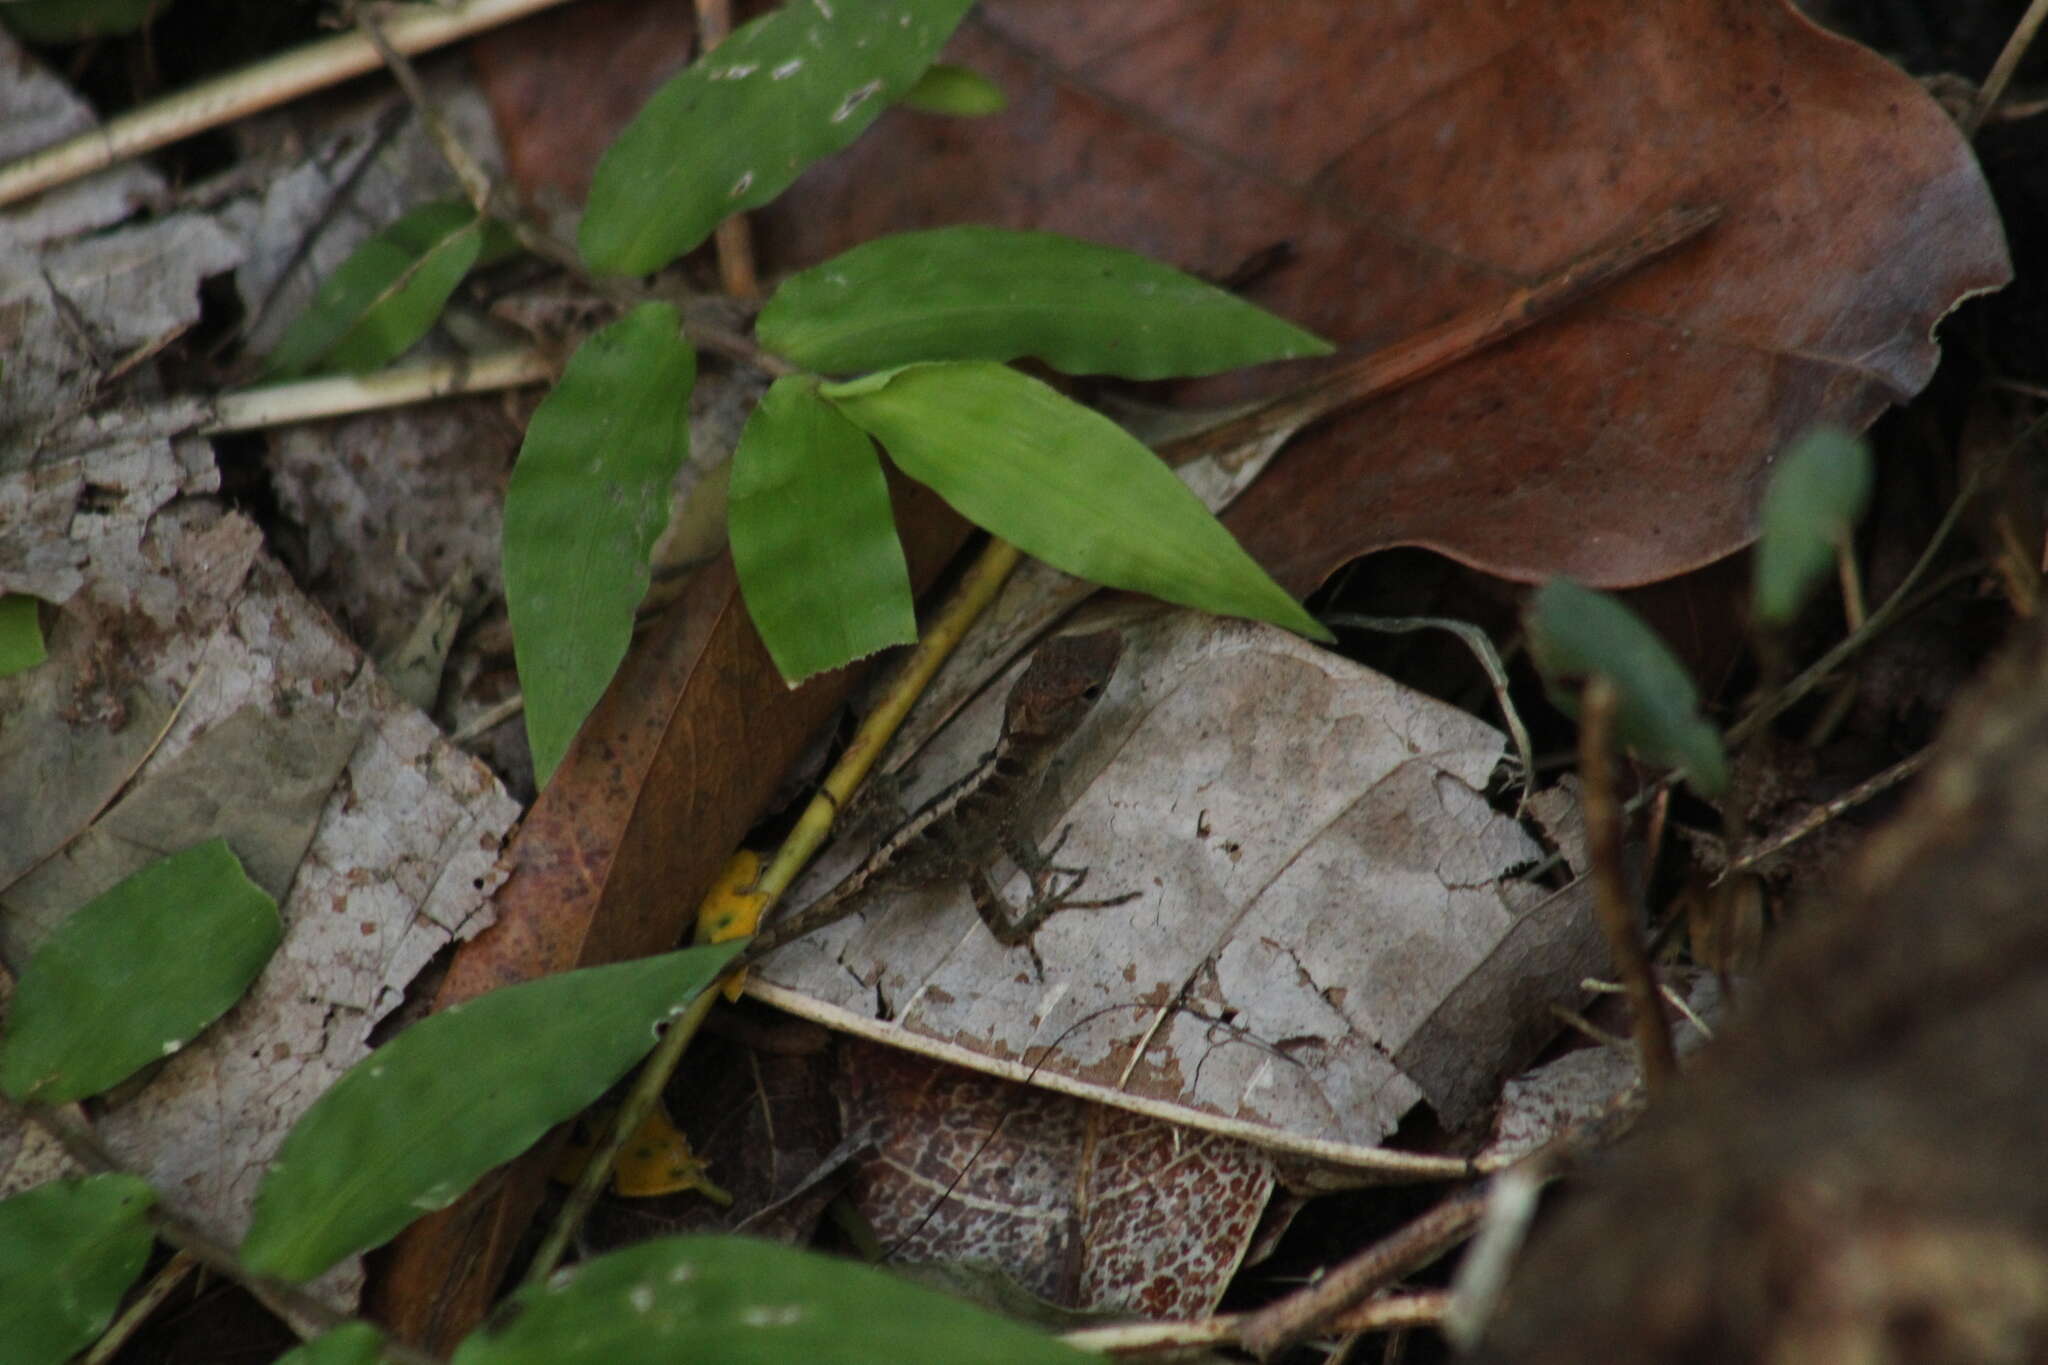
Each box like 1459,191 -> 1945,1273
480,0 -> 2008,593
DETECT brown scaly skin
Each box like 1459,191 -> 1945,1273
727,630 -> 1134,978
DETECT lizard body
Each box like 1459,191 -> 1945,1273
729,629 -> 1134,976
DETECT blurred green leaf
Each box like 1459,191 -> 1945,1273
1526,579 -> 1727,796
275,1323 -> 389,1365
503,303 -> 693,787
1752,425 -> 1873,626
0,594 -> 46,677
0,1174 -> 155,1365
264,200 -> 514,378
450,1235 -> 1093,1365
758,227 -> 1333,379
729,376 -> 915,681
826,362 -> 1331,641
579,0 -> 975,276
2,0 -> 161,43
0,838 -> 279,1104
240,943 -> 740,1283
897,62 -> 1007,116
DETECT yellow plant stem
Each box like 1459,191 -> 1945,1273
525,535 -> 1026,1288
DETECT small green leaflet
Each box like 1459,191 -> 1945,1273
274,1323 -> 389,1365
1526,578 -> 1728,796
503,303 -> 694,787
897,62 -> 1007,116
450,1235 -> 1093,1365
579,0 -> 976,276
758,226 -> 1334,378
0,838 -> 279,1105
825,362 -> 1332,643
0,593 -> 46,677
730,376 -> 916,681
1752,425 -> 1873,626
0,1174 -> 155,1365
263,199 -> 514,379
240,943 -> 740,1283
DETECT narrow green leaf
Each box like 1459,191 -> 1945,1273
579,0 -> 976,276
241,943 -> 740,1283
0,1174 -> 155,1365
730,376 -> 916,681
1,0 -> 159,42
897,62 -> 1007,116
0,838 -> 279,1104
451,1235 -> 1093,1365
0,594 -> 46,677
276,1322 -> 389,1365
503,303 -> 694,787
1526,579 -> 1728,796
758,227 -> 1334,379
1752,425 -> 1874,626
264,200 -> 491,379
826,362 -> 1333,642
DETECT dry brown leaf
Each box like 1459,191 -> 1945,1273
748,611 -> 1576,1162
480,0 -> 2007,595
839,1038 -> 1274,1319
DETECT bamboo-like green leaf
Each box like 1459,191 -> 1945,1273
1752,425 -> 1874,626
897,62 -> 1007,116
240,943 -> 740,1283
825,362 -> 1332,641
276,1322 -> 389,1365
450,1235 -> 1093,1365
0,838 -> 279,1104
730,376 -> 916,682
263,200 -> 514,378
1,0 -> 157,42
1526,579 -> 1728,795
760,227 -> 1333,379
503,303 -> 694,787
579,0 -> 975,276
0,1174 -> 155,1365
0,593 -> 46,677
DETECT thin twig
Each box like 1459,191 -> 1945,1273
1578,677 -> 1678,1093
1962,0 -> 2048,136
1724,746 -> 1932,878
83,1252 -> 197,1365
1238,1188 -> 1486,1358
1162,202 -> 1722,471
0,0 -> 580,208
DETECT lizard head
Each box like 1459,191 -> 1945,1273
1003,629 -> 1124,746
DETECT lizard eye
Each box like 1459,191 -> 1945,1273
1081,683 -> 1105,701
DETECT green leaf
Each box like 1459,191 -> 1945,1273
276,1323 -> 389,1365
0,838 -> 279,1104
240,943 -> 740,1283
0,1174 -> 155,1365
1,0 -> 161,43
758,227 -> 1334,379
450,1235 -> 1094,1365
825,362 -> 1332,641
503,302 -> 694,787
897,62 -> 1007,116
0,594 -> 46,677
579,0 -> 976,276
1526,579 -> 1728,796
730,376 -> 916,681
263,200 -> 502,379
1752,425 -> 1874,626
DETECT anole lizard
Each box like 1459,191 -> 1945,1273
726,629 -> 1137,978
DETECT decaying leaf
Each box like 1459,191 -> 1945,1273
749,611 -> 1580,1160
